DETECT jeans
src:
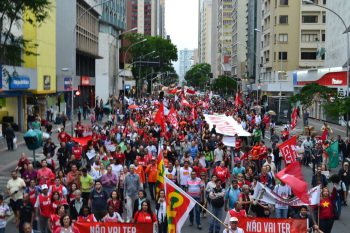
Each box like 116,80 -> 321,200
126,160 -> 131,169
215,161 -> 220,167
83,112 -> 86,119
104,186 -> 115,195
6,138 -> 13,150
340,151 -> 344,164
305,118 -> 309,126
209,206 -> 223,233
46,111 -> 50,121
39,215 -> 50,233
303,151 -> 311,165
275,160 -> 281,172
312,158 -> 321,174
334,196 -> 342,215
0,228 -> 5,233
99,114 -> 103,122
189,197 -> 201,226
148,182 -> 156,199
28,121 -> 33,130
275,208 -> 288,218
87,111 -> 90,119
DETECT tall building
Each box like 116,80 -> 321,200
199,0 -> 212,64
160,0 -> 166,38
254,0 -> 326,97
211,0 -> 218,78
231,0 -> 246,85
179,49 -> 195,83
325,0 -> 350,68
131,0 -> 159,36
193,49 -> 199,65
95,0 -> 127,101
217,0 -> 232,76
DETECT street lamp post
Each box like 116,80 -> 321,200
236,42 -> 261,103
255,28 -> 283,123
303,0 -> 350,136
138,50 -> 155,96
69,0 -> 112,136
123,39 -> 147,102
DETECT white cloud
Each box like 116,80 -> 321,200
165,0 -> 199,75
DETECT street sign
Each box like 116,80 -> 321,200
135,58 -> 163,68
125,85 -> 130,91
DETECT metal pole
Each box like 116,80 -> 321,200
305,0 -> 350,136
71,0 -> 112,136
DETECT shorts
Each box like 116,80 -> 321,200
10,198 -> 23,212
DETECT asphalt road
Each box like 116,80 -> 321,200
2,117 -> 350,232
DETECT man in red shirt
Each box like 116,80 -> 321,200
258,140 -> 268,169
191,157 -> 207,178
57,128 -> 69,143
212,161 -> 230,188
91,129 -> 100,145
281,128 -> 290,142
35,184 -> 52,232
233,134 -> 242,158
224,201 -> 248,225
76,121 -> 85,137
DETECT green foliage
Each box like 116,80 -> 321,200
184,63 -> 211,87
0,0 -> 52,82
211,75 -> 237,94
288,83 -> 336,110
322,97 -> 350,125
122,33 -> 178,91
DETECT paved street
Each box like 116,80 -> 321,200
1,116 -> 350,232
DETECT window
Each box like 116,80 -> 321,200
322,54 -> 325,60
323,0 -> 326,4
279,52 -> 287,60
301,34 -> 318,41
275,0 -> 277,7
279,16 -> 288,24
274,52 -> 276,61
302,16 -> 318,23
301,52 -> 317,60
280,0 -> 288,5
275,16 -> 277,26
279,34 -> 288,42
322,34 -> 325,41
261,41 -> 263,47
262,10 -> 264,17
323,15 -> 326,23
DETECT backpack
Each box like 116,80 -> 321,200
211,187 -> 224,208
333,202 -> 340,220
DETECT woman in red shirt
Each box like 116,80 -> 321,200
49,205 -> 65,232
102,205 -> 123,223
318,186 -> 337,233
132,200 -> 158,226
108,190 -> 123,219
281,128 -> 290,142
51,191 -> 68,213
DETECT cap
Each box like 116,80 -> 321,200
127,135 -> 130,137
151,157 -> 156,161
212,134 -> 216,137
344,162 -> 349,166
49,173 -> 55,180
41,184 -> 48,190
200,172 -> 206,176
316,135 -> 321,138
230,217 -> 239,222
236,160 -> 241,164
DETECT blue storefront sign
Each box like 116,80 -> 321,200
64,77 -> 72,90
125,85 -> 130,91
9,77 -> 30,89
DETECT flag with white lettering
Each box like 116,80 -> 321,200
291,107 -> 297,130
166,107 -> 179,130
278,135 -> 298,167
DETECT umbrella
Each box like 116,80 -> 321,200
128,104 -> 139,109
268,110 -> 276,115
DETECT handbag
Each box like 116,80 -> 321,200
333,202 -> 340,220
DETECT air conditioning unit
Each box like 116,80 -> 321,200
266,58 -> 269,62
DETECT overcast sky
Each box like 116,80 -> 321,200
165,0 -> 199,75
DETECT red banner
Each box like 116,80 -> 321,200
291,107 -> 297,130
237,217 -> 307,233
234,92 -> 243,108
278,135 -> 298,167
74,222 -> 154,233
166,107 -> 179,130
186,89 -> 196,94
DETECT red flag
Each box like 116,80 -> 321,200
178,90 -> 185,100
276,162 -> 310,204
191,106 -> 198,119
167,89 -> 177,95
321,127 -> 328,142
181,99 -> 190,107
291,107 -> 298,130
186,89 -> 196,95
203,101 -> 208,109
278,135 -> 298,167
234,92 -> 244,108
129,119 -> 138,134
154,102 -> 166,134
166,107 -> 179,130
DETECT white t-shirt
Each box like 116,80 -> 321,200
7,178 -> 25,200
179,167 -> 192,185
274,184 -> 292,209
110,164 -> 123,178
223,227 -> 245,233
296,146 -> 304,158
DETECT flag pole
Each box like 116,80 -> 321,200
192,199 -> 228,228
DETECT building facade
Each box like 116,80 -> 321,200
199,0 -> 212,65
211,0 -> 218,78
179,49 -> 195,83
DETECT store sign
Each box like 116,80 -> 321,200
44,75 -> 51,90
9,77 -> 30,89
64,78 -> 72,90
125,85 -> 130,90
332,79 -> 342,85
81,76 -> 89,85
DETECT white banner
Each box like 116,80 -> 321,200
222,136 -> 236,147
203,114 -> 251,137
253,182 -> 320,206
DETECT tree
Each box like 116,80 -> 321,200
0,0 -> 52,82
122,33 -> 178,92
211,75 -> 237,95
322,96 -> 350,136
288,83 -> 336,126
184,63 -> 211,87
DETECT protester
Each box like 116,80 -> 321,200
209,179 -> 225,233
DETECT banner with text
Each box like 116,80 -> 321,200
237,217 -> 308,233
203,114 -> 251,137
74,222 -> 154,233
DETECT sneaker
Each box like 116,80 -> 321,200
203,213 -> 206,218
197,225 -> 202,230
189,222 -> 193,227
344,202 -> 348,206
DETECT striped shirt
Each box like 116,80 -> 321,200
186,177 -> 204,197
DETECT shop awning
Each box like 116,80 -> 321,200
0,91 -> 32,98
119,70 -> 133,77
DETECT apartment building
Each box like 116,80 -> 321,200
255,0 -> 326,97
211,0 -> 218,78
179,49 -> 195,83
131,0 -> 159,36
199,0 -> 212,65
217,0 -> 232,76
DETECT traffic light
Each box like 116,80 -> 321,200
210,73 -> 213,78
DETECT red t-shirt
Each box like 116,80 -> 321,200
137,156 -> 148,170
212,166 -> 230,184
282,131 -> 290,139
133,211 -> 157,223
234,139 -> 242,151
114,153 -> 125,164
259,146 -> 268,160
193,166 -> 207,178
58,132 -> 69,142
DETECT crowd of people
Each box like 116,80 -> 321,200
2,93 -> 350,233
